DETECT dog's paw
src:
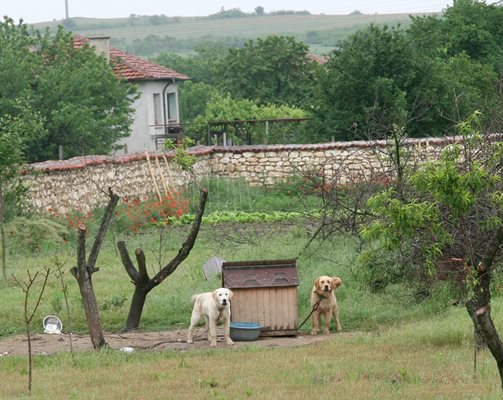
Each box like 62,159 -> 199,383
310,329 -> 318,335
210,341 -> 217,348
187,339 -> 193,344
226,338 -> 234,345
322,328 -> 330,335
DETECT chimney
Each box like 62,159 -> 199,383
88,36 -> 110,61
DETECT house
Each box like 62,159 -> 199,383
74,36 -> 190,154
307,52 -> 328,65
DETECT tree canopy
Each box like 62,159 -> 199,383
0,18 -> 137,162
361,113 -> 503,388
310,13 -> 503,141
186,91 -> 308,144
154,1 -> 503,143
216,35 -> 318,108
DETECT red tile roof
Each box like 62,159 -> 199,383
74,36 -> 190,82
307,52 -> 329,65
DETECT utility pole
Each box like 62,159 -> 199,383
65,0 -> 69,19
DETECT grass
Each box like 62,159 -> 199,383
2,179 -> 503,398
1,315 -> 501,399
0,218 -> 475,337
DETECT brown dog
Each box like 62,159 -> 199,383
310,276 -> 342,335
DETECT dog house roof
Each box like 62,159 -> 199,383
222,259 -> 298,289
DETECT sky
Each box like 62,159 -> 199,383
3,0 -> 454,24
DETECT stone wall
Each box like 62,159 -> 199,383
20,137 -> 460,214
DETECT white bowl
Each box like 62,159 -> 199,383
43,315 -> 63,334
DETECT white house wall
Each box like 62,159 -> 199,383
117,80 -> 180,155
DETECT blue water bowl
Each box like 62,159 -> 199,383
230,321 -> 263,341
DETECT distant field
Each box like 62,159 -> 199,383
31,12 -> 433,55
68,14 -> 416,40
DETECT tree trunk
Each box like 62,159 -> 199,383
70,188 -> 120,349
119,188 -> 208,332
466,225 -> 503,390
120,246 -> 151,331
466,302 -> 503,389
71,227 -> 106,349
0,182 -> 6,280
125,285 -> 149,331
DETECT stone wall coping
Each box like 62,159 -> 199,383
210,136 -> 464,153
20,146 -> 215,174
20,134 -> 494,174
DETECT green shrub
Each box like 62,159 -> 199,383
4,216 -> 68,252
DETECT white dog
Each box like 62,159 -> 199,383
187,288 -> 234,347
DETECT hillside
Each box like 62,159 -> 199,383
32,12 -> 436,56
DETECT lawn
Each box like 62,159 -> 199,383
1,180 -> 502,398
1,314 -> 501,399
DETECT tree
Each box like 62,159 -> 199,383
435,54 -> 502,131
0,104 -> 45,279
188,91 -> 307,144
0,18 -> 137,162
408,0 -> 503,71
311,24 -> 447,142
254,6 -> 265,16
178,81 -> 220,122
311,1 -> 503,143
118,189 -> 208,331
12,268 -> 50,396
406,0 -> 503,132
154,42 -> 230,85
70,189 -> 119,349
217,35 -> 317,108
0,18 -> 39,119
28,27 -> 137,161
362,113 -> 503,389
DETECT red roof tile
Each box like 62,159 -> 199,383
74,36 -> 190,82
307,52 -> 329,65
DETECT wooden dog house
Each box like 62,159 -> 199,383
222,259 -> 299,336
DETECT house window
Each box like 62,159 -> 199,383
167,92 -> 177,122
153,93 -> 162,125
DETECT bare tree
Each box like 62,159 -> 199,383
118,188 -> 208,331
70,188 -> 119,349
12,267 -> 50,395
54,257 -> 74,356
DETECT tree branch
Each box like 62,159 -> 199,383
136,248 -> 148,281
479,225 -> 503,272
117,241 -> 139,283
151,188 -> 208,286
87,188 -> 119,271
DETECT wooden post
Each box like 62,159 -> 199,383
162,155 -> 175,196
155,156 -> 169,197
145,151 -> 162,202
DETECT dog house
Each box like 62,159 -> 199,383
222,259 -> 299,336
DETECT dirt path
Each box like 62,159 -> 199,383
0,328 -> 347,356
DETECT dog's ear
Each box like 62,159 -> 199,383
212,290 -> 219,302
313,278 -> 320,289
331,277 -> 342,289
228,289 -> 233,300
